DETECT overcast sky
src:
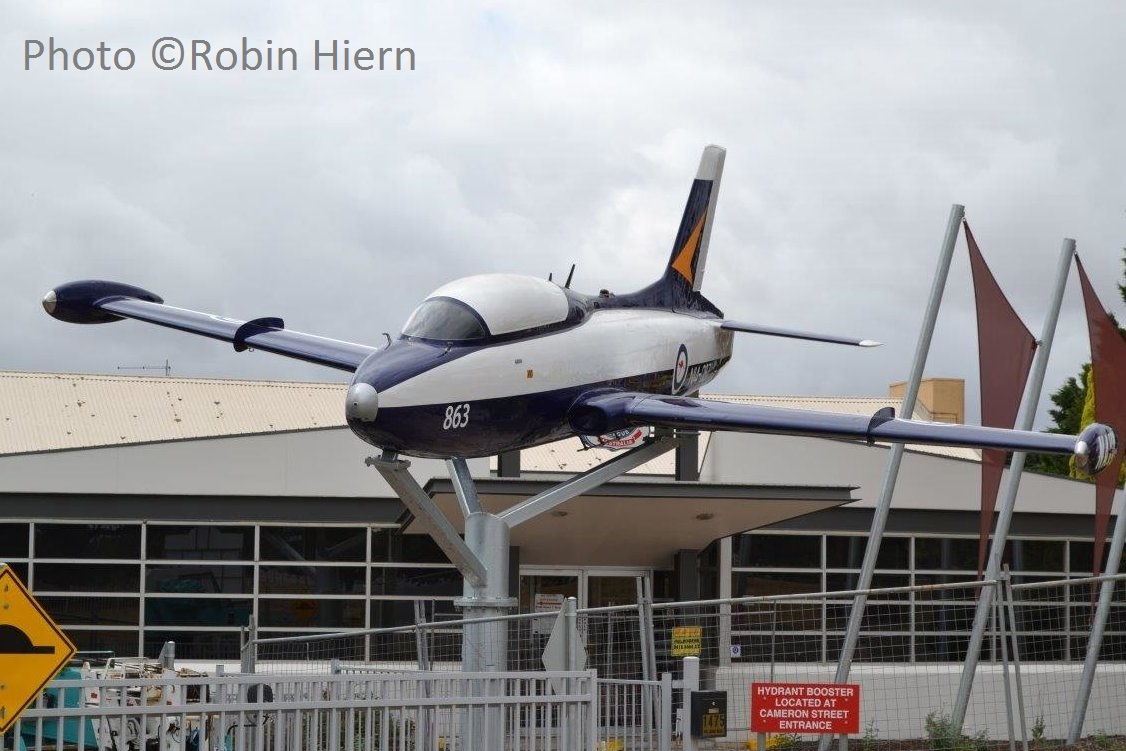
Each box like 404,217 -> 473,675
2,1 -> 1124,428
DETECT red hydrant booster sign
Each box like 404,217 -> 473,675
751,683 -> 860,734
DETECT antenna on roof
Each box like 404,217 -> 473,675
116,359 -> 172,377
564,263 -> 576,289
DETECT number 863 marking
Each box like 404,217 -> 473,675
443,403 -> 471,430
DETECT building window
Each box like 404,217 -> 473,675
914,536 -> 977,572
36,523 -> 140,559
260,526 -> 366,562
259,565 -> 367,595
146,563 -> 253,595
733,533 -> 820,569
145,598 -> 252,627
147,525 -> 253,560
36,562 -> 140,592
729,531 -> 1116,664
258,598 -> 366,629
0,523 -> 30,557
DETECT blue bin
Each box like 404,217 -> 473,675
19,667 -> 99,749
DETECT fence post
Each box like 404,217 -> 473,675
682,656 -> 700,751
638,577 -> 657,682
1001,570 -> 1029,751
414,601 -> 434,751
660,671 -> 674,751
565,596 -> 581,751
240,615 -> 256,674
414,600 -> 433,671
995,579 -> 1016,751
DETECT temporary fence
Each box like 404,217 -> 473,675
1004,573 -> 1126,747
243,574 -> 1126,748
11,574 -> 1123,750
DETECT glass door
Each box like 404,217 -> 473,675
518,568 -> 652,676
519,568 -> 651,611
519,569 -> 580,613
586,570 -> 649,608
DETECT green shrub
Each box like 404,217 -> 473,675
925,711 -> 989,751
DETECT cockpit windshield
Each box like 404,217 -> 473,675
401,297 -> 490,341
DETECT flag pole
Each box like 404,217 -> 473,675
950,238 -> 1075,732
1067,255 -> 1126,743
817,204 -> 963,751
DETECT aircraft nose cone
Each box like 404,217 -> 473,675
42,289 -> 57,315
346,382 -> 379,422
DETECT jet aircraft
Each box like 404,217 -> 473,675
43,146 -> 1118,474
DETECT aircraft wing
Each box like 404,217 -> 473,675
43,280 -> 376,372
569,391 -> 1120,475
721,320 -> 880,347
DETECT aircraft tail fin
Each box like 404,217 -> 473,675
624,146 -> 726,312
663,145 -> 725,295
619,145 -> 726,313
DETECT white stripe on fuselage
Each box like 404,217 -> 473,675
378,309 -> 734,408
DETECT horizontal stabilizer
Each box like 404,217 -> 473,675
569,391 -> 1118,475
43,280 -> 375,372
721,320 -> 880,347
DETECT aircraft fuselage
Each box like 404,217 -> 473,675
346,305 -> 734,458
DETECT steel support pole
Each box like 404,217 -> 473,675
368,452 -> 486,586
368,453 -> 509,751
448,457 -> 483,516
458,512 -> 516,672
458,512 -> 515,751
498,436 -> 678,527
818,205 -> 963,751
951,239 -> 1074,731
1068,486 -> 1126,743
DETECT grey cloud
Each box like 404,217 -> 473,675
2,1 -> 1123,427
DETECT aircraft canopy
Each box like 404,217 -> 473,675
403,274 -> 570,340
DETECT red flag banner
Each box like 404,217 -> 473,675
965,222 -> 1037,577
1075,256 -> 1126,579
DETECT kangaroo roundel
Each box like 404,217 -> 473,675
673,344 -> 689,394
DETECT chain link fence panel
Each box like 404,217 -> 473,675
245,575 -> 1126,748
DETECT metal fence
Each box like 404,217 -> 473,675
4,669 -> 598,751
12,574 -> 1124,750
1004,573 -> 1126,747
245,574 -> 1126,748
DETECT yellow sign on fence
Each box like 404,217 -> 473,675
0,564 -> 76,733
670,625 -> 702,656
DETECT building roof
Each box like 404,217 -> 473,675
423,478 -> 854,567
0,371 -> 345,455
0,371 -> 979,463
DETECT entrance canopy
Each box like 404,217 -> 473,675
421,478 -> 855,567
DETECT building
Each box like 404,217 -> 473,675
0,371 -> 1119,662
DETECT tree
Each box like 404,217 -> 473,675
1025,250 -> 1125,479
1025,364 -> 1091,476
